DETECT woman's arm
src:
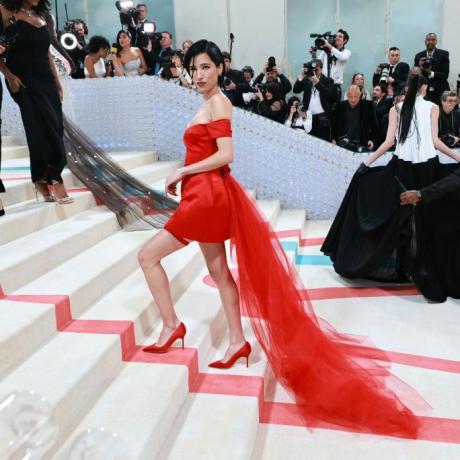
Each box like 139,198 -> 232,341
165,96 -> 233,195
84,55 -> 97,78
48,51 -> 63,100
364,106 -> 398,166
136,48 -> 148,75
431,104 -> 460,161
112,55 -> 124,77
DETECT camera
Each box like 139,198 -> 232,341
310,32 -> 335,53
338,136 -> 369,153
267,56 -> 276,71
303,60 -> 320,78
378,63 -> 391,84
420,57 -> 432,70
297,104 -> 305,112
115,0 -> 140,27
224,76 -> 233,87
59,20 -> 82,51
440,133 -> 458,148
255,83 -> 267,94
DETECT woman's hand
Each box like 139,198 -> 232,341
7,73 -> 24,94
165,168 -> 185,196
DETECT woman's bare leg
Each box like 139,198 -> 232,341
138,230 -> 186,345
199,242 -> 246,360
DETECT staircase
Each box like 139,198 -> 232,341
0,136 -> 459,459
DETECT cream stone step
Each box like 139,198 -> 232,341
157,393 -> 259,460
0,300 -> 56,379
78,243 -> 204,342
0,207 -> 119,293
2,135 -> 22,147
0,159 -> 179,243
15,230 -> 154,316
2,144 -> 29,160
275,209 -> 306,233
0,332 -> 123,458
54,363 -> 189,460
252,423 -> 460,460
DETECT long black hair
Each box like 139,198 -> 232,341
398,72 -> 428,144
183,39 -> 224,85
116,29 -> 131,55
1,0 -> 50,15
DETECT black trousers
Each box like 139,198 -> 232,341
311,113 -> 331,142
11,77 -> 66,184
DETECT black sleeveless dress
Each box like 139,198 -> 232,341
4,15 -> 66,184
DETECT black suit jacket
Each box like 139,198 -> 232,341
372,62 -> 410,93
414,48 -> 450,104
332,100 -> 378,146
223,69 -> 251,107
254,73 -> 292,96
421,166 -> 460,203
293,74 -> 335,116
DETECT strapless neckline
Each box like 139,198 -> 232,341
186,118 -> 230,130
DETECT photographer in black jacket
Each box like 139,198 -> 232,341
293,59 -> 335,141
221,52 -> 251,107
68,19 -> 88,79
373,47 -> 409,96
414,33 -> 450,105
439,91 -> 460,147
253,58 -> 291,98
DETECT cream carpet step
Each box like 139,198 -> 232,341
54,363 -> 189,460
0,332 -> 123,457
2,135 -> 22,147
157,393 -> 259,460
0,207 -> 119,293
2,145 -> 29,160
0,299 -> 56,378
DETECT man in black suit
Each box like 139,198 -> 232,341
373,47 -> 409,96
414,33 -> 450,105
221,52 -> 251,108
373,84 -> 393,148
293,59 -> 335,141
331,85 -> 377,151
253,61 -> 292,97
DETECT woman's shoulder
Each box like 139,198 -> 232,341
210,93 -> 232,121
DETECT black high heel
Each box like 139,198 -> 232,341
0,198 -> 4,217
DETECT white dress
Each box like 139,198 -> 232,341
395,96 -> 437,164
84,58 -> 106,78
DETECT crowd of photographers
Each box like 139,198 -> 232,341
62,4 -> 460,151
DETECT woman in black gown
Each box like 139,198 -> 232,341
0,43 -> 5,215
0,0 -> 72,203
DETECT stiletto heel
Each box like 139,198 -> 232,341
35,181 -> 55,202
208,342 -> 252,369
143,322 -> 187,354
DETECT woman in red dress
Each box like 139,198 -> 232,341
138,40 -> 423,438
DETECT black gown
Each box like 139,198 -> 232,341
321,155 -> 459,302
0,77 -> 4,193
4,16 -> 66,184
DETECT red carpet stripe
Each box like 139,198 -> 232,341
306,285 -> 420,300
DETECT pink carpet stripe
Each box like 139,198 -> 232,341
306,285 -> 420,300
2,176 -> 31,181
274,229 -> 325,247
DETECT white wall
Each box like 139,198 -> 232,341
442,0 -> 460,89
173,0 -> 287,74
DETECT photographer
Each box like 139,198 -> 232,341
285,97 -> 312,133
221,52 -> 251,108
127,3 -> 156,47
68,19 -> 88,79
253,58 -> 291,97
255,82 -> 287,124
331,85 -> 377,152
312,29 -> 351,102
373,47 -> 409,96
293,59 -> 335,141
159,49 -> 192,88
373,84 -> 393,148
438,91 -> 460,148
414,33 -> 450,105
241,65 -> 258,111
154,31 -> 174,74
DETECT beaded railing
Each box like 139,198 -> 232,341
2,75 -> 372,219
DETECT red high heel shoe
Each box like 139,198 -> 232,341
142,323 -> 186,353
208,341 -> 252,369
